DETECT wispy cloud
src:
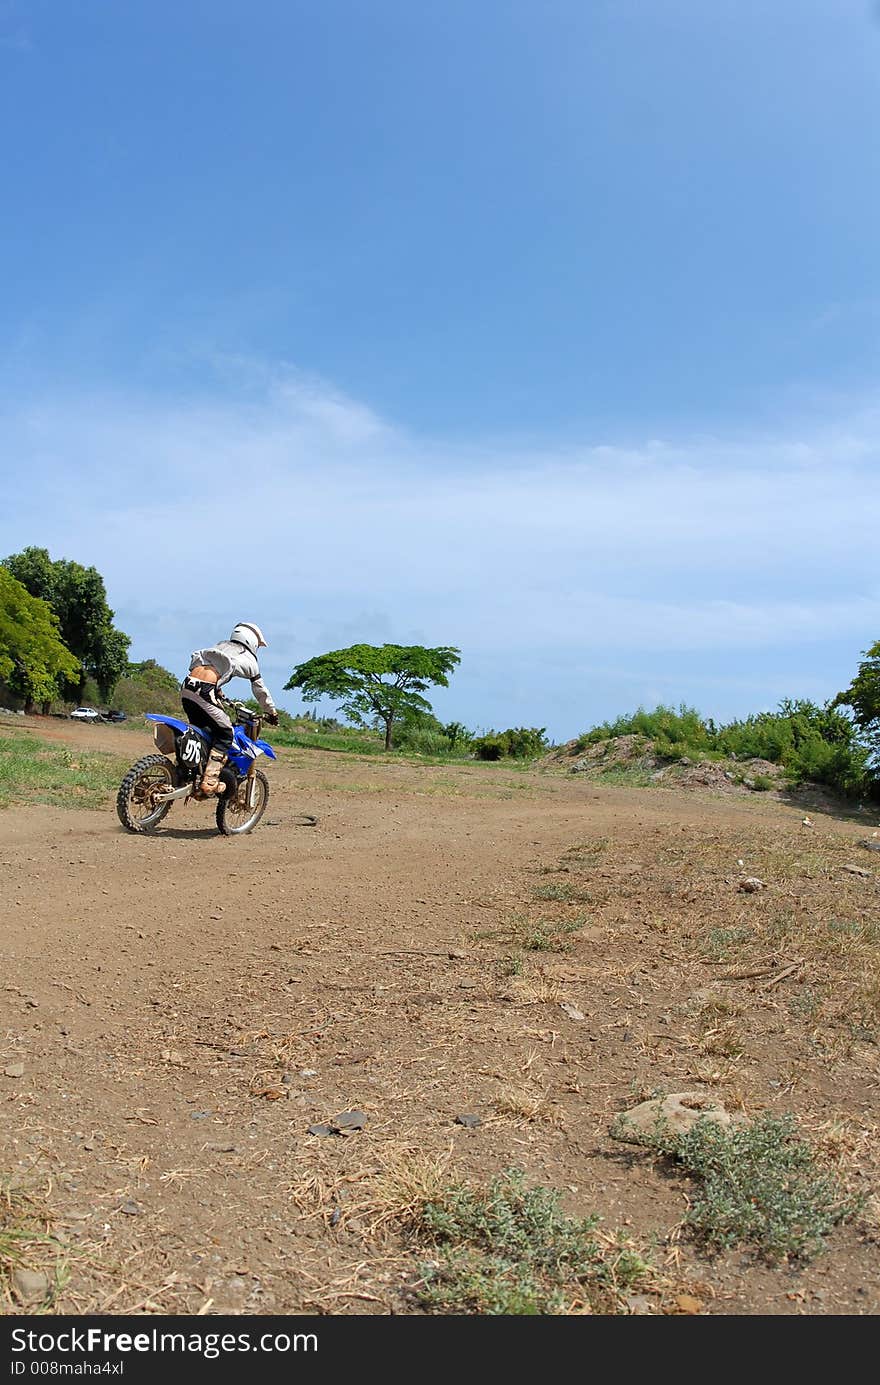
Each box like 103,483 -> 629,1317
1,361 -> 877,734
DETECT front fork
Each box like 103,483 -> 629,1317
246,760 -> 258,808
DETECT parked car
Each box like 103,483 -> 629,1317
70,707 -> 102,722
102,709 -> 127,723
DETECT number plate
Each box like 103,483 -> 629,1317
177,728 -> 207,772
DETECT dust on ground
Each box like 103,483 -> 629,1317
1,717 -> 878,1315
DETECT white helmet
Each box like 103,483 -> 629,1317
230,622 -> 267,656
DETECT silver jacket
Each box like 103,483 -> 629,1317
189,641 -> 277,715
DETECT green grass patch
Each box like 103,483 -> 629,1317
269,725 -> 387,755
413,1168 -> 656,1314
0,732 -> 129,809
633,1113 -> 862,1262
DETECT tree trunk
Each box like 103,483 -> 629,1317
24,699 -> 36,715
384,717 -> 393,751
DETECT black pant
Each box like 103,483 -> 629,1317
180,678 -> 234,753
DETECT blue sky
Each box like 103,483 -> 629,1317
1,0 -> 878,739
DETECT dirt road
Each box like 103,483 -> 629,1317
1,720 -> 878,1314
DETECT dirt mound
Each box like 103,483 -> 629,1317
545,735 -> 786,798
662,756 -> 783,796
548,733 -> 659,774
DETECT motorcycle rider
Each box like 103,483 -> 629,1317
181,621 -> 279,796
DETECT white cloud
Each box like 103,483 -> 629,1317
1,363 -> 878,734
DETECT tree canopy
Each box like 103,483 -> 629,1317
2,546 -> 130,698
835,641 -> 880,757
285,643 -> 461,750
0,568 -> 81,712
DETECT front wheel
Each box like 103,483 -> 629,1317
116,754 -> 176,833
216,768 -> 270,836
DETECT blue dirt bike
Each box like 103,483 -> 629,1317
116,698 -> 278,836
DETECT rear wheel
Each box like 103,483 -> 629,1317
216,768 -> 269,836
116,754 -> 176,833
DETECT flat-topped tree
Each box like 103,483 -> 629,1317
285,644 -> 460,751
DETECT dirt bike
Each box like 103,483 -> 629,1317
116,698 -> 278,836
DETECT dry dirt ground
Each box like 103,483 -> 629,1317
1,718 -> 879,1316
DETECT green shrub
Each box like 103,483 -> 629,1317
576,705 -> 711,754
637,1113 -> 861,1261
443,721 -> 472,750
415,1169 -> 653,1314
395,726 -> 455,756
750,773 -> 774,791
575,699 -> 877,800
472,727 -> 549,760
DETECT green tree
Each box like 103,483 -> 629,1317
2,546 -> 130,699
0,568 -> 80,713
285,643 -> 461,750
835,641 -> 880,758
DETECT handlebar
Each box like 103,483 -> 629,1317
219,696 -> 276,736
221,696 -> 262,724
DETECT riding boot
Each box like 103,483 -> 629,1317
200,748 -> 228,796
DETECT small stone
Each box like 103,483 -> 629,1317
119,1200 -> 142,1216
299,1068 -> 318,1078
859,840 -> 880,853
190,1111 -> 212,1120
454,1113 -> 482,1128
332,1109 -> 367,1132
674,1294 -> 704,1315
626,1293 -> 655,1314
4,1063 -> 24,1079
204,1142 -> 237,1153
12,1268 -> 49,1305
559,1002 -> 585,1022
448,949 -> 468,959
738,877 -> 765,892
307,1123 -> 334,1137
